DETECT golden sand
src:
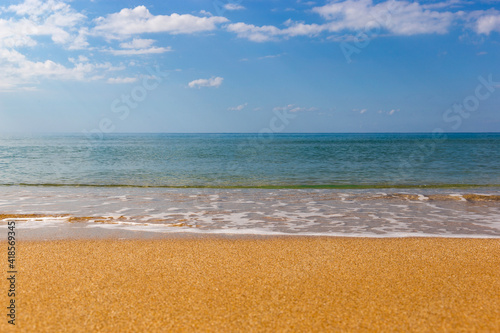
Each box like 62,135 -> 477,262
1,238 -> 499,332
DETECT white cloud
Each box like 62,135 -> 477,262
313,0 -> 454,35
6,0 -> 68,17
224,4 -> 246,11
377,108 -> 400,115
68,28 -> 90,50
474,10 -> 500,34
0,48 -> 119,91
107,77 -> 138,84
199,10 -> 213,16
299,1 -> 317,6
188,76 -> 224,88
273,104 -> 317,112
106,46 -> 172,55
93,6 -> 228,39
120,38 -> 155,49
228,103 -> 247,111
258,54 -> 284,60
3,0 -> 87,47
0,0 -> 92,90
226,21 -> 325,42
68,55 -> 89,63
422,0 -> 472,10
0,2 -> 182,90
1,0 -> 498,92
228,0 -> 460,42
0,0 -> 86,49
102,38 -> 173,55
226,23 -> 282,42
0,19 -> 37,48
283,20 -> 326,36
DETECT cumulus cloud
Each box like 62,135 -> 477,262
0,0 -> 100,90
120,38 -> 155,49
1,0 -> 499,91
101,38 -> 172,55
226,23 -> 282,42
0,0 -> 87,49
188,76 -> 224,88
199,10 -> 213,16
474,10 -> 500,34
0,48 -> 120,91
422,0 -> 473,10
313,0 -> 455,35
228,0 -> 464,42
226,20 -> 327,42
228,103 -> 247,111
68,28 -> 90,50
93,6 -> 228,39
224,4 -> 246,11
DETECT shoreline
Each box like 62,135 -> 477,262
2,186 -> 500,238
2,212 -> 500,240
2,237 -> 499,331
2,214 -> 500,241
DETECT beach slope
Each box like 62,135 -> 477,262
1,237 -> 499,332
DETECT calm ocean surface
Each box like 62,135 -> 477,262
0,133 -> 499,187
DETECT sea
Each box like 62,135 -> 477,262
1,133 -> 499,238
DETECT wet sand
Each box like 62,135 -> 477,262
1,237 -> 499,332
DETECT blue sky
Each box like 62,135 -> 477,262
0,0 -> 499,133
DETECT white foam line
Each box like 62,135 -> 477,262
1,217 -> 69,222
74,222 -> 500,238
3,210 -> 500,238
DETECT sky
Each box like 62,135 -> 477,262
0,0 -> 499,133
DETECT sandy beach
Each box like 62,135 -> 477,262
1,237 -> 499,332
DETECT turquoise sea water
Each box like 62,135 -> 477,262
0,134 -> 500,188
0,133 -> 499,188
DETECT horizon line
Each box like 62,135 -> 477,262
1,131 -> 500,135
